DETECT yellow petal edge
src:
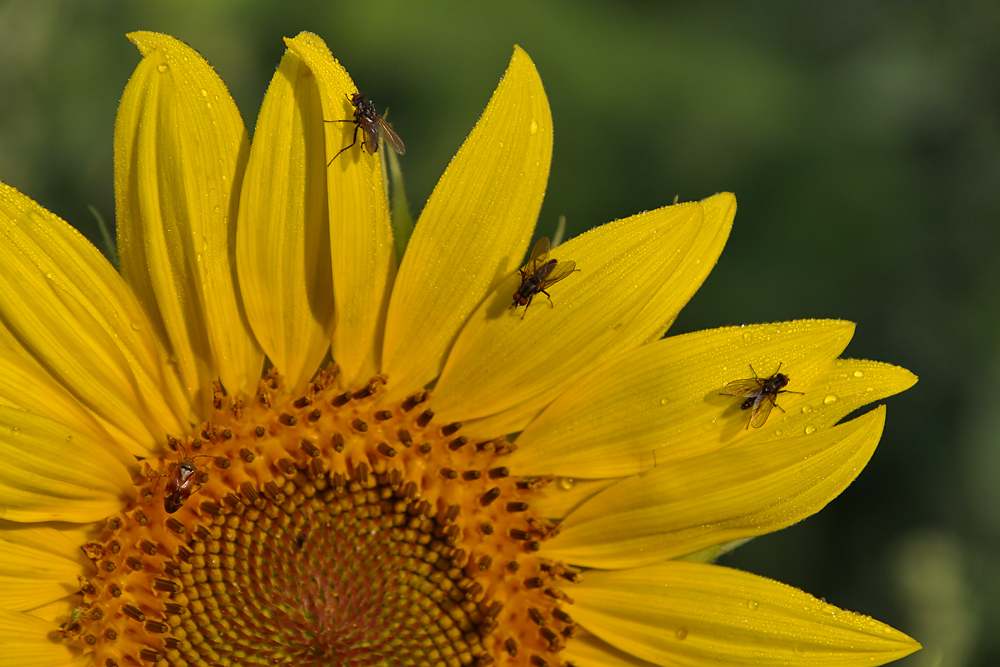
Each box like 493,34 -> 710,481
573,561 -> 921,667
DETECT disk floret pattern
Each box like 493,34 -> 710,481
59,367 -> 579,667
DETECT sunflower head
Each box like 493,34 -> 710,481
0,30 -> 919,667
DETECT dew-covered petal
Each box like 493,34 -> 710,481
0,523 -> 86,611
532,477 -> 618,521
0,407 -> 135,523
740,358 -> 916,446
380,46 -> 552,401
116,32 -> 263,408
0,182 -> 186,455
432,193 -> 736,427
543,407 -> 885,568
563,632 -> 664,667
286,32 -> 396,387
509,320 -> 856,478
0,333 -> 114,450
0,608 -> 82,667
574,561 -> 921,667
236,45 -> 334,391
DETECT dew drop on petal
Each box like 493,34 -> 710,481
742,332 -> 752,344
800,404 -> 813,414
853,370 -> 864,378
529,119 -> 538,135
675,627 -> 688,640
804,425 -> 816,435
157,63 -> 169,73
823,394 -> 838,405
557,477 -> 575,491
659,398 -> 669,405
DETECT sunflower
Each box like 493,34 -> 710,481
0,31 -> 919,667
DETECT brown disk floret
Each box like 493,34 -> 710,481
59,367 -> 579,667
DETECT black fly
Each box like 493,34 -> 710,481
328,93 -> 405,164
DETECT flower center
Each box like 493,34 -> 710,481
60,367 -> 578,667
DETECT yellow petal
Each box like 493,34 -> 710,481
543,407 -> 885,568
0,182 -> 185,455
509,319 -> 855,478
286,33 -> 396,387
0,407 -> 135,523
0,334 -> 113,450
381,46 -> 552,400
532,477 -> 618,521
574,561 -> 921,666
432,193 -> 736,427
116,32 -> 263,407
738,357 -> 916,446
0,608 -> 81,667
564,632 -> 664,667
23,597 -> 76,625
0,523 -> 85,611
236,45 -> 334,391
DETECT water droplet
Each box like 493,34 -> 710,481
529,119 -> 538,135
823,394 -> 838,405
747,600 -> 758,611
853,370 -> 864,378
200,89 -> 208,97
10,427 -> 19,435
742,332 -> 752,344
774,429 -> 783,436
800,405 -> 813,414
157,63 -> 169,73
557,477 -> 575,491
804,425 -> 816,435
659,398 -> 669,405
675,627 -> 688,640
213,205 -> 221,214
866,387 -> 874,392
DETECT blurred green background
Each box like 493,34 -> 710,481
1,1 -> 997,665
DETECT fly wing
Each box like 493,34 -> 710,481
522,236 -> 552,274
540,259 -> 577,287
748,394 -> 776,428
361,122 -> 380,155
724,378 -> 765,398
377,117 -> 406,155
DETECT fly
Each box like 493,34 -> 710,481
723,363 -> 803,428
511,236 -> 577,317
328,92 -> 405,164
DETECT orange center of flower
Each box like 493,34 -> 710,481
60,367 -> 578,667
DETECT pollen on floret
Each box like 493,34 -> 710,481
57,366 -> 579,667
